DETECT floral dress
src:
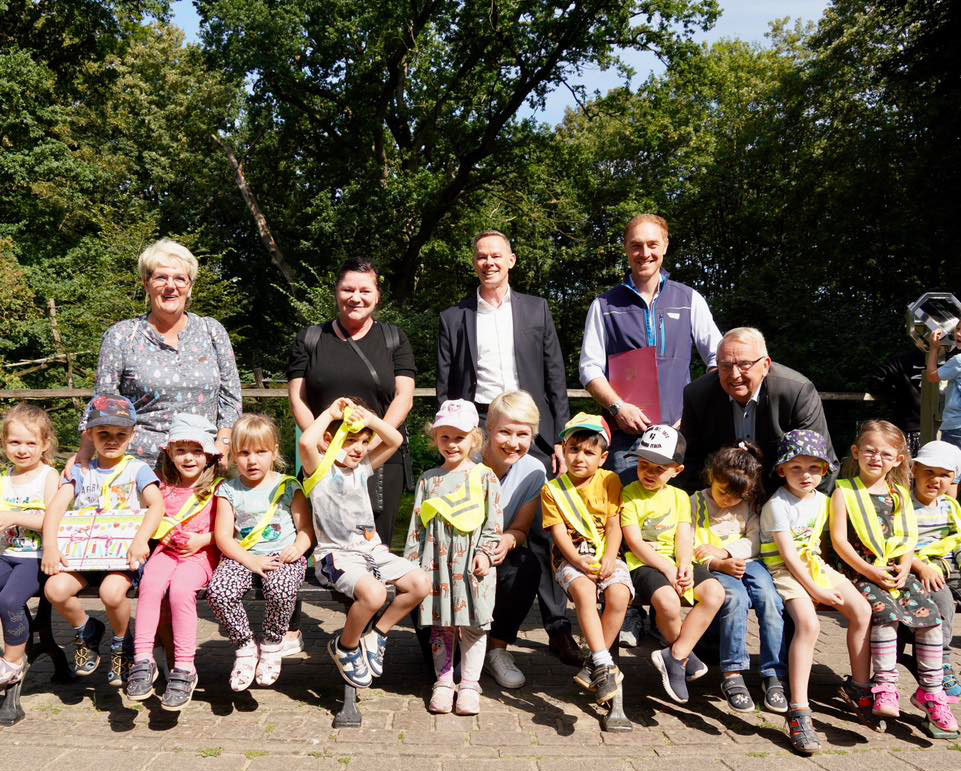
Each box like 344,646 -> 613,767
845,492 -> 941,628
405,465 -> 503,628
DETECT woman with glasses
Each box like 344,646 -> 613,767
82,239 -> 242,470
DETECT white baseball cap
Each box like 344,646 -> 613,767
913,440 -> 961,476
432,399 -> 480,433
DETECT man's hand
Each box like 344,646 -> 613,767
613,403 -> 650,435
472,551 -> 492,577
492,532 -> 516,565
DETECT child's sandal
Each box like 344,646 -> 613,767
720,673 -> 755,712
255,642 -> 283,686
785,708 -> 821,755
229,644 -> 259,692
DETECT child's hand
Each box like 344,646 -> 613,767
715,557 -> 746,579
175,533 -> 208,558
329,397 -> 355,420
674,563 -> 692,592
694,544 -> 727,561
472,551 -> 492,577
931,329 -> 946,348
894,560 -> 912,589
348,404 -> 372,429
864,564 -> 897,589
918,562 -> 946,593
248,553 -> 282,577
279,544 -> 304,564
127,536 -> 149,570
598,552 -> 616,580
575,553 -> 600,579
41,548 -> 68,576
812,586 -> 844,607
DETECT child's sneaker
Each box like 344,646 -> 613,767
107,635 -> 134,687
573,652 -> 594,691
73,617 -> 105,677
618,608 -> 642,647
652,647 -> 689,703
363,628 -> 388,678
161,668 -> 199,712
871,683 -> 900,718
785,707 -> 821,755
454,682 -> 482,715
591,663 -> 623,704
124,659 -> 158,700
429,682 -> 455,714
685,651 -> 709,682
942,663 -> 961,704
910,688 -> 960,739
327,635 -> 372,688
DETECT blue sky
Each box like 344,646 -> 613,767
171,1 -> 830,124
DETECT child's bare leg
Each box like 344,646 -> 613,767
650,586 -> 682,643
785,597 -> 819,706
343,576 -> 387,648
377,569 -> 430,633
600,584 -> 631,650
672,578 -> 725,661
569,577 -> 605,652
835,579 -> 872,684
44,572 -> 88,628
100,572 -> 133,637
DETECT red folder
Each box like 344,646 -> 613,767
608,347 -> 662,425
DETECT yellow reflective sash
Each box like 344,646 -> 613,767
692,490 -> 738,554
836,478 -> 916,597
916,496 -> 961,577
419,464 -> 489,534
759,494 -> 832,588
239,475 -> 299,550
92,455 -> 134,510
302,406 -> 367,496
545,474 -> 606,567
152,478 -> 224,540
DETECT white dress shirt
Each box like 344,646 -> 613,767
475,287 -> 519,404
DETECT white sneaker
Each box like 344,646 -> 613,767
280,630 -> 304,658
484,648 -> 525,689
619,608 -> 641,648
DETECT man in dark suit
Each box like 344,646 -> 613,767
678,327 -> 839,495
436,230 -> 579,666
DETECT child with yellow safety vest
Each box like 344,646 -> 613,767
691,442 -> 789,716
904,441 -> 961,702
0,404 -> 59,689
405,399 -> 502,716
125,413 -> 224,710
206,414 -> 313,693
300,397 -> 428,690
831,419 -> 959,738
759,429 -> 871,755
41,395 -> 164,687
540,413 -> 632,706
620,425 -> 725,706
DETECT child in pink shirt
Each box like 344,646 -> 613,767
125,413 -> 223,710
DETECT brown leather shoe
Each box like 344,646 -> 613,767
548,630 -> 582,667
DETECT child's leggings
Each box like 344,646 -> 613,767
0,555 -> 41,647
134,550 -> 213,667
872,620 -> 943,692
207,557 -> 306,647
431,625 -> 487,686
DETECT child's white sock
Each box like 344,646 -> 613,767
591,649 -> 613,668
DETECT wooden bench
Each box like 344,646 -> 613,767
0,573 -> 392,728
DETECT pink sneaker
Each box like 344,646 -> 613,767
871,683 -> 900,718
910,689 -> 960,739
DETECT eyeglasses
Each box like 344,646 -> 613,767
717,356 -> 766,373
149,272 -> 191,288
859,447 -> 899,462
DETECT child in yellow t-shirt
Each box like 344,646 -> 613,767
621,425 -> 724,704
540,413 -> 632,705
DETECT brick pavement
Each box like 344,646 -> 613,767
3,599 -> 960,770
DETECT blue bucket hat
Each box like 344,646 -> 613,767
775,429 -> 836,471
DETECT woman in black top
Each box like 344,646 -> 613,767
286,259 -> 417,547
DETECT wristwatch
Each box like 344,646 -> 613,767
607,402 -> 622,417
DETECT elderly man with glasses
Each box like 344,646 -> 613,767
676,327 -> 838,496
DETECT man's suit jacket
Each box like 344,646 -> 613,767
436,290 -> 570,455
677,362 -> 839,495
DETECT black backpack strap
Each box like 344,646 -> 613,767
381,321 -> 400,357
303,324 -> 324,357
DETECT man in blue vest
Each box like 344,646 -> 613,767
579,214 -> 722,483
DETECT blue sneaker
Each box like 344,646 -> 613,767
328,635 -> 372,688
363,629 -> 387,678
944,663 -> 961,704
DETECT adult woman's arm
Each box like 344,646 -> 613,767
288,378 -> 316,431
382,375 -> 415,429
206,318 -> 242,451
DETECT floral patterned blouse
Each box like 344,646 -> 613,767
90,313 -> 242,467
